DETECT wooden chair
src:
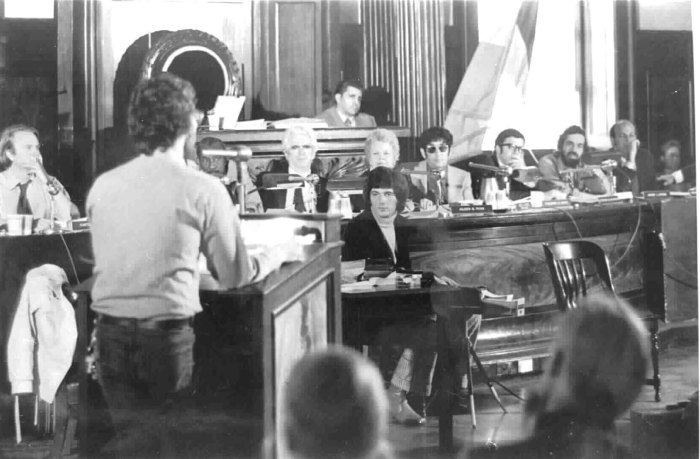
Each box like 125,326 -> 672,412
543,240 -> 661,401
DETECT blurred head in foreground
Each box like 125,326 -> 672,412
282,346 -> 391,459
525,293 -> 649,432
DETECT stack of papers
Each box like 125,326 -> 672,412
233,119 -> 267,130
479,288 -> 525,316
270,118 -> 329,129
209,95 -> 246,130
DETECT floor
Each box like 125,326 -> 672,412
388,338 -> 698,458
0,326 -> 696,458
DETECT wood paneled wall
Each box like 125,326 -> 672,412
257,0 -> 322,118
362,0 -> 446,135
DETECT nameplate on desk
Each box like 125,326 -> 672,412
514,202 -> 532,211
642,191 -> 670,199
643,190 -> 691,199
69,218 -> 90,231
450,204 -> 492,213
542,200 -> 574,209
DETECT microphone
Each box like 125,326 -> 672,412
34,158 -> 61,196
468,162 -> 512,176
199,145 -> 253,162
261,173 -> 319,189
600,159 -> 618,172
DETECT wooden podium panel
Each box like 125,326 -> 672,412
200,242 -> 342,458
660,198 -> 697,322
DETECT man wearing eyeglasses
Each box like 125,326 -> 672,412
538,125 -> 610,195
257,125 -> 328,212
409,126 -> 473,209
467,128 -> 537,201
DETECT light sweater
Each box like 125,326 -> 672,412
87,154 -> 277,320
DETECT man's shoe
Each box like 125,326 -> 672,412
387,388 -> 426,425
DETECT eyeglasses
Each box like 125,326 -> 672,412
500,143 -> 523,153
425,144 -> 449,154
289,145 -> 314,152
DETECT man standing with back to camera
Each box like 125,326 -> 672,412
87,72 -> 300,455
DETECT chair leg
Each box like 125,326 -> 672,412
645,318 -> 661,402
650,326 -> 661,402
14,395 -> 21,444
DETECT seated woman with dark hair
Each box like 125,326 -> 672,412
342,167 -> 432,425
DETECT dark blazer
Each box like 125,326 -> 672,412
257,159 -> 329,212
341,210 -> 412,270
614,148 -> 656,194
316,107 -> 377,128
466,153 -> 533,201
657,163 -> 695,190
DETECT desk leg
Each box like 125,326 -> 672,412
437,316 -> 454,452
76,294 -> 89,457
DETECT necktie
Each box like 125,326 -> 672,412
293,188 -> 305,212
16,181 -> 33,215
344,118 -> 353,127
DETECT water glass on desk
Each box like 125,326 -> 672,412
6,214 -> 33,236
329,192 -> 353,219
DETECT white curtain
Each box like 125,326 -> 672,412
580,0 -> 617,150
475,0 -> 616,151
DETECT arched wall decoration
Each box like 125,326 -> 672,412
113,29 -> 241,129
140,29 -> 241,112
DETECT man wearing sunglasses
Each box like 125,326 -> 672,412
409,126 -> 473,210
467,128 -> 537,201
538,125 -> 610,195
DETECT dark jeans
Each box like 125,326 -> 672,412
95,316 -> 194,457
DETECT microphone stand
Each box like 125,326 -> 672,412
35,159 -> 62,234
200,145 -> 253,213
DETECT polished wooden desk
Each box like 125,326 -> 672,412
340,198 -> 695,365
196,126 -> 411,159
342,283 -> 482,451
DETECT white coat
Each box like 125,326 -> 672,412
7,264 -> 77,403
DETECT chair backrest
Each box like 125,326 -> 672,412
543,240 -> 615,311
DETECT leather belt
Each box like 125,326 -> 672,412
98,314 -> 193,331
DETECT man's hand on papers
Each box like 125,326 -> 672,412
276,242 -> 305,264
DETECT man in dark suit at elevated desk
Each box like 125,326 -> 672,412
316,80 -> 377,128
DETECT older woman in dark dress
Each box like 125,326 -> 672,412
342,167 -> 434,425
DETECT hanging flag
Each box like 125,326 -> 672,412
445,1 -> 539,163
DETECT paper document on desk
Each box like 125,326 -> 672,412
233,119 -> 267,130
341,281 -> 374,293
341,260 -> 365,284
212,96 -> 245,129
405,208 -> 441,219
479,287 -> 525,316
